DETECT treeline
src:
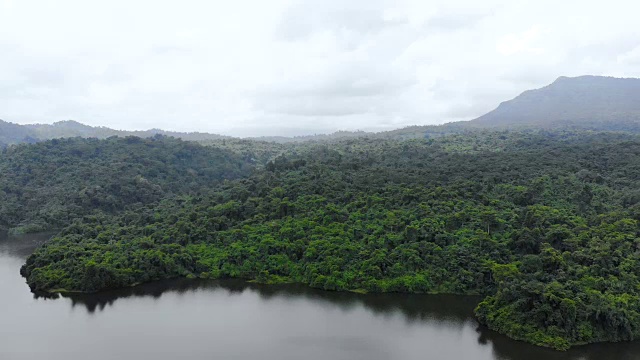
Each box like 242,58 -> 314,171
0,136 -> 251,233
19,130 -> 640,350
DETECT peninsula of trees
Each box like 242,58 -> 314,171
11,130 -> 640,350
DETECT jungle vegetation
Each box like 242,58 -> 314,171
13,130 -> 640,350
0,136 -> 251,234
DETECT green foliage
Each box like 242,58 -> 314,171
0,136 -> 251,232
16,130 -> 640,350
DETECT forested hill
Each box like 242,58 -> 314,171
0,119 -> 39,147
0,120 -> 231,147
0,136 -> 252,234
20,130 -> 640,350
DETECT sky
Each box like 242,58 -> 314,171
1,0 -> 639,137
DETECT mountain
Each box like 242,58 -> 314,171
379,76 -> 640,139
471,75 -> 640,130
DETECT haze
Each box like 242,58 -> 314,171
1,0 -> 639,137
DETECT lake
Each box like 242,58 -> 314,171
2,232 -> 639,360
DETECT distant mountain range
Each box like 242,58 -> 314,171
2,75 -> 640,147
0,119 -> 367,147
0,120 -> 230,147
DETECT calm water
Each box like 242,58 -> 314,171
1,232 -> 639,360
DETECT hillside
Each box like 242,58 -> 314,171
0,136 -> 251,233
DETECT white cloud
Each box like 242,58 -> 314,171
0,0 -> 639,136
496,25 -> 547,56
617,46 -> 640,66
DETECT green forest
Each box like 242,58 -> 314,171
5,130 -> 640,350
0,136 -> 251,234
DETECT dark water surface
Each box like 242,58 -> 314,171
2,232 -> 639,360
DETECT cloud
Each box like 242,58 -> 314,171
617,46 -> 640,66
496,25 -> 547,56
423,7 -> 495,32
250,54 -> 417,118
275,0 -> 405,43
0,0 -> 638,136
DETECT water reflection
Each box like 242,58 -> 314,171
63,277 -> 478,325
3,232 -> 640,360
0,230 -> 56,258
60,278 -> 640,360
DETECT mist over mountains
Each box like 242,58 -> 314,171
385,75 -> 640,139
0,120 -> 230,148
472,75 -> 640,128
2,75 -> 640,147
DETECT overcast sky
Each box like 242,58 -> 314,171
1,0 -> 639,137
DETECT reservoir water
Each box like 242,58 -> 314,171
2,232 -> 639,360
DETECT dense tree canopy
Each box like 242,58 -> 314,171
17,130 -> 640,350
0,136 -> 251,233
